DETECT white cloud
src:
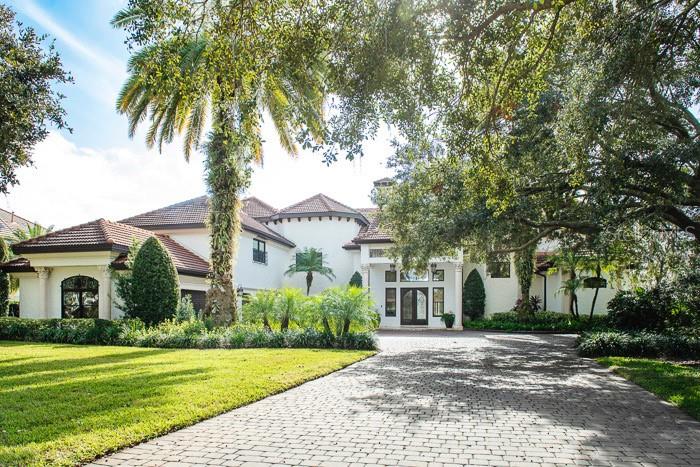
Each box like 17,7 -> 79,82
2,129 -> 394,229
2,132 -> 207,228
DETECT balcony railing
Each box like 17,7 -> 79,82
253,249 -> 267,264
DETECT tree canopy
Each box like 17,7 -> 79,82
0,5 -> 71,194
322,0 -> 700,265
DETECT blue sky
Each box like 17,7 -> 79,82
3,0 -> 392,228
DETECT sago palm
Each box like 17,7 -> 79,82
112,2 -> 327,325
285,247 -> 335,295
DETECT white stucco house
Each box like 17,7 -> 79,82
3,180 -> 619,329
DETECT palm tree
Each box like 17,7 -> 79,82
274,287 -> 306,331
242,289 -> 278,331
285,248 -> 335,295
11,223 -> 53,243
112,4 -> 326,326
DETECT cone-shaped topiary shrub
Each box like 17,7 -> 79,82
129,237 -> 180,325
463,269 -> 485,320
349,271 -> 363,288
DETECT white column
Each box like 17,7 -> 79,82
37,267 -> 50,318
361,265 -> 370,291
454,263 -> 463,330
98,266 -> 112,320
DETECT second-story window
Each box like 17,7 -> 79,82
253,239 -> 267,264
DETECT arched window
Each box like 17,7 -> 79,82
61,276 -> 99,319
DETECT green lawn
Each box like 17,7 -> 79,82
598,357 -> 700,421
0,341 -> 373,466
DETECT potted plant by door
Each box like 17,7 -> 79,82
441,311 -> 456,329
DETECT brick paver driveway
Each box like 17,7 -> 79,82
91,331 -> 700,466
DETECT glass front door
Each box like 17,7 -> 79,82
400,288 -> 429,325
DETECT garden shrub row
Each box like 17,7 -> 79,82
464,311 -> 611,332
0,317 -> 377,350
577,331 -> 700,359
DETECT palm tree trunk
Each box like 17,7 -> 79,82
203,105 -> 248,326
306,271 -> 313,295
342,319 -> 350,336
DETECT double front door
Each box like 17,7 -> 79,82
401,288 -> 428,325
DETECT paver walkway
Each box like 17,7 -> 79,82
90,331 -> 700,466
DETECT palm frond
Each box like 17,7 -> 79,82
111,7 -> 144,28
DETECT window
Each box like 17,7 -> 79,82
369,248 -> 386,258
61,275 -> 99,319
400,270 -> 429,282
488,261 -> 510,278
385,270 -> 397,282
253,239 -> 267,264
181,290 -> 205,311
432,269 -> 444,281
385,288 -> 396,317
432,287 -> 444,317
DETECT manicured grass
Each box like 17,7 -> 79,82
597,357 -> 700,421
0,341 -> 373,466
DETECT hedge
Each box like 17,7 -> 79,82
0,317 -> 377,350
464,311 -> 611,332
577,331 -> 700,359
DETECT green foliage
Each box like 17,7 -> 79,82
441,312 -> 455,328
10,223 -> 53,243
577,331 -> 700,360
0,317 -> 377,351
0,341 -> 372,466
597,357 -> 700,422
0,317 -> 125,345
112,239 -> 141,315
285,248 -> 335,295
274,287 -> 307,331
0,237 -> 9,316
317,286 -> 377,337
175,295 -> 197,322
0,5 -> 72,194
465,311 -> 610,333
328,0 -> 700,268
349,271 -> 363,288
113,0 -> 330,324
242,289 -> 278,330
463,269 -> 485,320
127,237 -> 180,325
607,288 -> 675,332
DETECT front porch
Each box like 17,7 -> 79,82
359,247 -> 464,330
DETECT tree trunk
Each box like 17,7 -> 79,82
342,319 -> 351,336
281,315 -> 289,331
589,264 -> 601,319
262,316 -> 271,331
306,271 -> 313,295
322,317 -> 332,335
203,105 -> 249,327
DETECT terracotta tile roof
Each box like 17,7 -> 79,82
0,257 -> 35,273
120,196 -> 209,229
111,236 -> 209,277
0,208 -> 36,238
351,208 -> 393,244
272,194 -> 366,221
119,196 -> 294,247
242,197 -> 277,219
535,251 -> 555,272
10,219 -> 210,277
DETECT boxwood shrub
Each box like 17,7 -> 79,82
0,317 -> 377,350
577,331 -> 700,359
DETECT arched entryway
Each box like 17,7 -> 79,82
61,275 -> 99,318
